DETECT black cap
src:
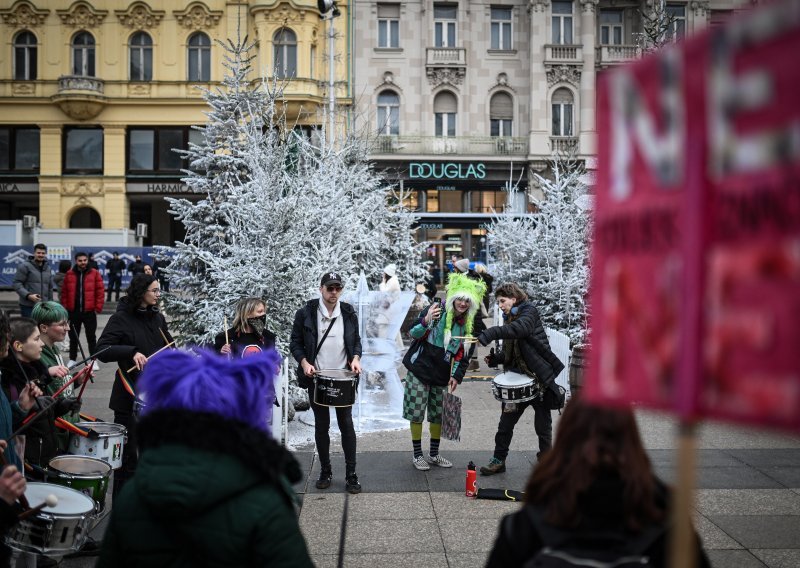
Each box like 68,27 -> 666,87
320,271 -> 343,287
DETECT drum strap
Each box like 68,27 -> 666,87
313,317 -> 337,367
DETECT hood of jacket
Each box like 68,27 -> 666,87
133,410 -> 301,521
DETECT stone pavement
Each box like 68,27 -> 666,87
0,292 -> 796,567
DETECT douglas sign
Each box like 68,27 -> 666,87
409,162 -> 486,180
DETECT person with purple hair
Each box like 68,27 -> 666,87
97,349 -> 312,567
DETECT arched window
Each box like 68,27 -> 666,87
69,207 -> 102,229
377,90 -> 400,136
551,88 -> 574,136
129,32 -> 153,81
490,92 -> 513,137
433,91 -> 457,137
14,31 -> 37,81
187,32 -> 211,82
273,28 -> 297,79
72,32 -> 95,77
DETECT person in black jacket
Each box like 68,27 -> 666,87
96,274 -> 173,498
290,271 -> 362,494
214,297 -> 276,357
486,397 -> 710,568
477,282 -> 564,475
105,252 -> 126,302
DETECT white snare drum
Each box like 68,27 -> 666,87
5,482 -> 96,557
68,422 -> 127,470
313,369 -> 359,407
491,372 -> 542,403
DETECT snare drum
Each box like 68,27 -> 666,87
5,482 -> 95,557
491,372 -> 542,403
313,369 -> 359,407
47,455 -> 111,515
68,422 -> 127,470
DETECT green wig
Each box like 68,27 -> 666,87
443,272 -> 487,345
31,301 -> 69,326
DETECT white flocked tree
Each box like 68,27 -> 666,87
159,37 -> 425,348
486,157 -> 592,345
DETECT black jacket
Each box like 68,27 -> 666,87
480,301 -> 564,390
213,328 -> 276,357
96,298 -> 174,413
289,299 -> 362,389
486,475 -> 710,568
106,258 -> 125,276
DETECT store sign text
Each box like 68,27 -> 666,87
409,162 -> 486,180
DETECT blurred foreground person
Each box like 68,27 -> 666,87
486,397 -> 710,568
97,349 -> 312,568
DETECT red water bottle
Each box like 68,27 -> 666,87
465,461 -> 477,497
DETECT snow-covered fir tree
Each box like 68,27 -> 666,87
486,157 -> 591,345
159,37 -> 424,348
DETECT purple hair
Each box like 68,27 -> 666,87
138,348 -> 282,431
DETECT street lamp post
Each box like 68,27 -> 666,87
318,0 -> 340,149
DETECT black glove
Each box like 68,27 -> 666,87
34,395 -> 55,413
54,396 -> 82,417
485,347 -> 499,368
477,330 -> 490,347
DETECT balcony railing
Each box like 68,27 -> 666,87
57,75 -> 104,94
596,45 -> 640,66
544,44 -> 583,64
550,136 -> 579,154
372,136 -> 528,156
426,47 -> 467,67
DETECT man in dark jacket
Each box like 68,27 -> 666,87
127,255 -> 144,276
13,243 -> 54,318
61,252 -> 105,366
477,282 -> 565,475
105,252 -> 125,302
290,271 -> 363,494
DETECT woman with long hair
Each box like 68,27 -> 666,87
486,397 -> 710,567
214,297 -> 276,357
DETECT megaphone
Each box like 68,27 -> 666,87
318,0 -> 337,13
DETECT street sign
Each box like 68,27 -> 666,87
588,2 -> 800,431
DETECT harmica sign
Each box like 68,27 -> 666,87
409,162 -> 486,180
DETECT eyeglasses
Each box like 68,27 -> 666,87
148,288 -> 162,295
326,285 -> 343,292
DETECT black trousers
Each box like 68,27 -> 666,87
112,411 -> 138,499
306,387 -> 357,474
69,310 -> 97,361
107,274 -> 122,300
492,397 -> 553,461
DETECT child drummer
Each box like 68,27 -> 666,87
475,282 -> 564,475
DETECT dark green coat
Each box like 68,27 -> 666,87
97,411 -> 312,568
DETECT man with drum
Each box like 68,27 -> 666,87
477,283 -> 564,475
290,271 -> 363,494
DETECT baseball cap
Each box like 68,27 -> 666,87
320,271 -> 343,287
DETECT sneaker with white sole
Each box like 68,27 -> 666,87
426,454 -> 453,468
67,360 -> 77,368
412,455 -> 430,471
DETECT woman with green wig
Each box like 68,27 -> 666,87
402,272 -> 486,471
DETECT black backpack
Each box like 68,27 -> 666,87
523,506 -> 667,568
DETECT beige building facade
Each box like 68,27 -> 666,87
0,0 -> 350,245
351,0 -> 754,275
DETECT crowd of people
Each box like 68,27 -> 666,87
0,246 -> 710,566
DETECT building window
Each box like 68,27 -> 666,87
187,32 -> 211,82
490,7 -> 512,50
551,1 -> 573,45
0,127 -> 40,172
310,45 -> 316,78
377,4 -> 400,48
377,90 -> 400,136
64,128 -> 103,174
129,32 -> 153,82
551,88 -> 574,136
490,92 -> 513,136
666,4 -> 686,42
274,28 -> 297,79
470,191 -> 506,213
72,32 -> 95,77
13,31 -> 37,81
434,91 -> 457,137
434,4 -> 457,48
600,10 -> 624,45
128,127 -> 196,173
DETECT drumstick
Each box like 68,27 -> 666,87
126,341 -> 176,372
224,317 -> 230,346
18,494 -> 58,520
159,328 -> 170,346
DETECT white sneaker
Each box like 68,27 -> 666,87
67,360 -> 77,368
412,455 -> 430,471
426,454 -> 453,468
92,361 -> 100,371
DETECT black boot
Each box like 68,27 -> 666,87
345,473 -> 361,494
316,466 -> 332,490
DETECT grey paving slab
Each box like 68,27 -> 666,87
292,450 -> 314,494
430,491 -> 522,520
727,449 -> 800,467
707,550 -> 768,567
762,467 -> 800,488
751,549 -> 800,568
695,489 -> 800,516
446,552 -> 492,568
306,451 -> 430,493
439,517 -> 504,553
707,516 -> 800,549
300,518 -> 444,555
693,513 -> 744,550
300,492 -> 435,521
310,553 -> 450,568
694,467 -> 784,489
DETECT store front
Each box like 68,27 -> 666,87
0,181 -> 38,222
126,181 -> 200,246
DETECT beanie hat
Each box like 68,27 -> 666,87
443,272 -> 487,345
454,258 -> 470,273
383,264 -> 397,278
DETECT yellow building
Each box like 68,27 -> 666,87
0,0 -> 351,245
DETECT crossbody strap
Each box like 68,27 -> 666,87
313,317 -> 337,367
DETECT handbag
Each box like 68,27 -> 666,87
441,391 -> 462,442
402,336 -> 451,385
